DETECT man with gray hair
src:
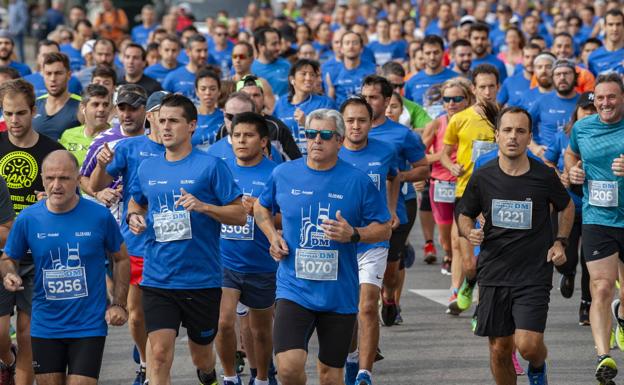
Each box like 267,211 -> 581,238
253,108 -> 392,385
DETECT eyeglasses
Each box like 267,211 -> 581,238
304,129 -> 337,140
232,54 -> 248,60
224,112 -> 234,120
215,33 -> 226,37
442,95 -> 466,103
390,82 -> 405,89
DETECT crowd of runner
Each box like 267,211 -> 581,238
0,0 -> 622,384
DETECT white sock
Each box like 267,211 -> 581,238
346,350 -> 359,363
140,361 -> 146,368
357,369 -> 371,378
254,379 -> 269,385
224,376 -> 239,383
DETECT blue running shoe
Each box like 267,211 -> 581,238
133,345 -> 140,365
526,363 -> 548,385
355,371 -> 372,385
133,365 -> 146,385
344,361 -> 358,385
404,243 -> 416,268
268,359 -> 278,385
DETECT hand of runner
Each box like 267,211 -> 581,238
129,213 -> 147,235
413,180 -> 426,192
95,187 -> 122,207
269,234 -> 289,261
390,211 -> 400,229
611,154 -> 624,176
106,305 -> 128,326
2,273 -> 23,292
34,190 -> 47,201
547,242 -> 567,266
176,188 -> 204,212
467,228 -> 484,245
242,195 -> 256,216
294,108 -> 306,126
321,210 -> 354,243
559,171 -> 570,189
569,160 -> 585,185
96,142 -> 114,167
450,163 -> 465,177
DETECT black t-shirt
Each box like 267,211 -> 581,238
119,74 -> 163,96
459,157 -> 570,286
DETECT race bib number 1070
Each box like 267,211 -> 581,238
295,249 -> 338,281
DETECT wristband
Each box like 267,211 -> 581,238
109,303 -> 127,313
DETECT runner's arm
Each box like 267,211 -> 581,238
440,144 -> 460,174
110,243 -> 130,308
355,220 -> 392,244
386,174 -> 400,215
555,199 -> 575,241
196,196 -> 246,226
253,200 -> 280,243
0,254 -> 18,280
90,163 -> 114,193
563,146 -> 581,175
399,157 -> 430,182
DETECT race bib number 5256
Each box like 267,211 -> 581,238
43,267 -> 88,300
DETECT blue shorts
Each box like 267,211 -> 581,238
222,268 -> 276,310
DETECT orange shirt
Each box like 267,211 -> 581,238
530,65 -> 595,93
94,8 -> 128,45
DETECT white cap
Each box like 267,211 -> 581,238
81,39 -> 95,57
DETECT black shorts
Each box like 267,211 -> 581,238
388,198 -> 417,263
475,285 -> 550,337
419,182 -> 432,212
0,264 -> 34,317
273,299 -> 356,368
453,197 -> 464,222
582,224 -> 624,262
142,286 -> 221,345
222,268 -> 276,309
31,336 -> 106,378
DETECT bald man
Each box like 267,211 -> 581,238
0,150 -> 130,385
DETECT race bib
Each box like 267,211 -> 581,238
368,173 -> 381,190
589,180 -> 618,207
43,267 -> 88,300
153,211 -> 192,242
471,141 -> 497,162
295,249 -> 338,281
491,199 -> 533,230
424,104 -> 445,120
221,215 -> 255,240
433,181 -> 456,203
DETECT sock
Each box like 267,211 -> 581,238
346,350 -> 359,363
451,287 -> 458,295
425,240 -> 433,244
254,379 -> 269,385
197,369 -> 217,384
528,363 -> 545,373
140,361 -> 146,368
357,369 -> 371,378
466,276 -> 477,288
250,367 -> 258,378
223,375 -> 239,383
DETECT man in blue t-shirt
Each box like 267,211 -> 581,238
588,9 -> 624,76
209,23 -> 234,79
1,150 -> 129,384
565,73 -> 624,384
251,27 -> 291,98
498,44 -> 540,107
469,23 -> 508,83
0,31 -> 31,77
127,94 -> 245,385
144,35 -> 182,84
338,97 -> 400,385
215,112 -> 278,385
367,19 -> 405,66
254,108 -> 391,385
130,5 -> 157,47
519,53 -> 555,111
162,34 -> 210,104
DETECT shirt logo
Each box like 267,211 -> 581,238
180,180 -> 195,185
75,232 -> 91,237
300,203 -> 331,248
37,233 -> 46,239
328,193 -> 343,199
291,189 -> 313,196
0,151 -> 38,189
368,161 -> 381,166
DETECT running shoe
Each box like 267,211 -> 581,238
440,257 -> 451,275
612,299 -> 624,351
8,324 -> 15,340
133,365 -> 146,385
235,351 -> 245,374
355,371 -> 373,385
579,301 -> 591,326
423,241 -> 437,264
380,298 -> 398,327
404,243 -> 416,268
197,369 -> 219,385
223,376 -> 242,385
512,351 -> 525,376
559,274 -> 574,299
526,362 -> 548,385
448,278 -> 474,314
394,305 -> 403,325
344,361 -> 358,385
133,345 -> 140,365
470,314 -> 477,333
0,344 -> 16,385
596,355 -> 617,384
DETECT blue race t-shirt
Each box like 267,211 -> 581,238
330,60 -> 377,107
544,131 -> 583,213
251,58 -> 291,97
144,62 -> 183,84
8,61 -> 31,77
273,94 -> 337,155
106,135 -> 165,257
131,149 -> 242,289
529,92 -> 579,147
339,138 -> 398,252
471,53 -> 508,83
569,114 -> 624,228
162,66 -> 198,104
206,136 -> 284,164
258,158 -> 390,313
60,44 -> 85,71
131,24 -> 157,47
497,73 -> 531,107
209,42 -> 234,77
33,94 -> 82,140
518,87 -> 549,111
221,157 -> 278,273
588,46 -> 624,76
192,110 -> 224,149
404,68 -> 458,107
367,41 -> 405,66
4,198 -> 123,338
23,72 -> 83,98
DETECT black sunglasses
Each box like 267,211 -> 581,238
442,95 -> 466,103
304,129 -> 337,140
391,82 -> 405,89
224,112 -> 234,120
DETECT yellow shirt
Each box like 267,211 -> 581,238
443,106 -> 495,197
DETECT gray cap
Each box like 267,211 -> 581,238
116,84 -> 147,108
0,30 -> 13,43
146,91 -> 170,112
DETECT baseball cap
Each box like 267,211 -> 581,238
236,75 -> 263,92
146,91 -> 170,112
115,84 -> 147,108
577,92 -> 595,108
553,58 -> 576,72
81,39 -> 95,57
459,15 -> 476,27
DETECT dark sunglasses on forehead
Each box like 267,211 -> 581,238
442,95 -> 466,103
224,112 -> 234,121
232,54 -> 248,60
304,129 -> 338,140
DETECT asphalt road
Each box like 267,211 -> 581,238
99,227 -> 607,385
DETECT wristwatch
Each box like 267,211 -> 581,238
350,228 -> 361,243
554,237 -> 569,248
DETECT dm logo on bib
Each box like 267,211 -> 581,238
0,151 -> 38,189
43,243 -> 89,300
300,203 -> 331,248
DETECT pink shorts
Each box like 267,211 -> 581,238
429,179 -> 455,225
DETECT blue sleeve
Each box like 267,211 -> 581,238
588,53 -> 598,77
359,176 -> 391,227
162,73 -> 174,92
403,130 -> 426,163
497,80 -> 509,105
544,134 -> 561,163
104,211 -> 123,253
210,158 -> 242,205
68,76 -> 83,95
388,150 -> 399,177
106,144 -> 127,178
497,60 -> 508,83
258,170 -> 279,213
404,78 -> 414,102
270,145 -> 284,164
130,164 -> 147,206
4,214 -> 27,261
